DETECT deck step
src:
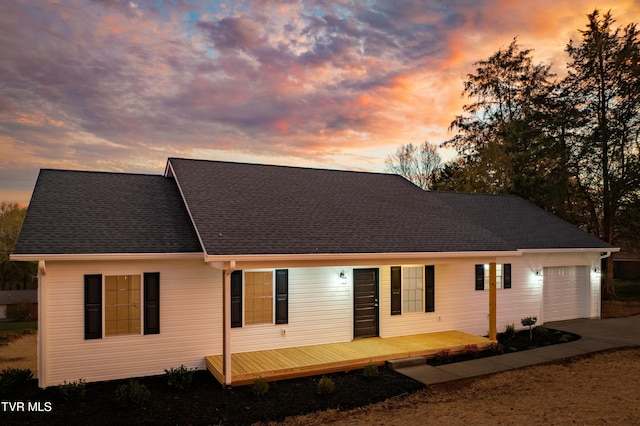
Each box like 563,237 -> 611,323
386,357 -> 426,370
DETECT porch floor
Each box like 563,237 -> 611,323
205,330 -> 493,386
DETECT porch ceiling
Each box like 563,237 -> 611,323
205,330 -> 493,387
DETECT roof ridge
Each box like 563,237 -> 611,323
167,157 -> 400,179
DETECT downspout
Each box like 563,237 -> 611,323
37,261 -> 46,388
599,251 -> 612,260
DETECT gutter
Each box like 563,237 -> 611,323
10,252 -> 204,262
205,250 -> 524,264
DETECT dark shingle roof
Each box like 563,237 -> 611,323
429,192 -> 611,250
15,160 -> 613,257
14,169 -> 202,255
168,158 -> 513,256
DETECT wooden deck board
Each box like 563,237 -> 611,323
206,330 -> 492,386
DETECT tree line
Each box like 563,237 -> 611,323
0,202 -> 37,290
385,10 -> 640,299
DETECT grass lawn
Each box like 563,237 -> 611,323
602,279 -> 640,318
0,321 -> 37,345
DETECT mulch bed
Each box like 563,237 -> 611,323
3,366 -> 423,425
2,327 -> 580,425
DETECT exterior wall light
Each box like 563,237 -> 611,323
339,270 -> 347,285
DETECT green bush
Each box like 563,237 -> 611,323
362,362 -> 379,379
165,365 -> 196,390
498,323 -> 517,343
251,376 -> 270,397
59,378 -> 87,402
317,376 -> 335,395
521,316 -> 538,341
535,325 -> 549,338
115,380 -> 151,408
0,368 -> 33,396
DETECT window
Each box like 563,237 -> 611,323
105,275 -> 141,336
403,267 -> 423,313
475,264 -> 512,290
84,272 -> 160,340
391,265 -> 435,315
230,269 -> 288,328
244,271 -> 273,325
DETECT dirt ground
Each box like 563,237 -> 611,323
0,332 -> 36,374
281,348 -> 640,425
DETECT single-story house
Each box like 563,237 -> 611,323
11,158 -> 616,388
0,289 -> 38,320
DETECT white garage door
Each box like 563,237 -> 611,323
543,266 -> 588,322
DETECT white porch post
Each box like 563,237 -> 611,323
489,262 -> 497,341
222,268 -> 232,386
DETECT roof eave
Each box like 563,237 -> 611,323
205,250 -> 524,264
517,247 -> 620,254
10,252 -> 204,262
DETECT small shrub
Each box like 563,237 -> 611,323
433,349 -> 451,365
317,376 -> 335,395
165,365 -> 196,390
464,344 -> 480,358
13,303 -> 32,322
521,316 -> 538,341
535,325 -> 549,339
251,376 -> 269,397
558,333 -> 573,343
362,362 -> 379,379
498,323 -> 517,343
0,368 -> 33,396
59,378 -> 87,402
115,380 -> 151,408
488,341 -> 505,355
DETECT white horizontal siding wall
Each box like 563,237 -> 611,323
41,259 -> 221,387
231,266 -> 352,353
380,258 -> 498,338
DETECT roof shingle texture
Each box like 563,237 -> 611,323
168,158 -> 609,256
14,169 -> 202,255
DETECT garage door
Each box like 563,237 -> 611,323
543,266 -> 588,322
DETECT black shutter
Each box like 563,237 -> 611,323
503,264 -> 512,289
231,270 -> 243,328
84,274 -> 102,340
275,269 -> 288,324
475,264 -> 484,291
390,266 -> 401,315
425,265 -> 435,312
144,272 -> 160,335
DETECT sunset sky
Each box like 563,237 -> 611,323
2,0 -> 639,205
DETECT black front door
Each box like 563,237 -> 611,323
353,268 -> 379,339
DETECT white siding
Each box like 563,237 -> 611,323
231,266 -> 353,352
41,259 -> 221,387
39,251 -> 601,386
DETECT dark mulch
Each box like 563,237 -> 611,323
427,327 -> 580,366
3,366 -> 424,425
2,326 -> 580,425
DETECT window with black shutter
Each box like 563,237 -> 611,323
230,270 -> 243,328
425,265 -> 435,312
144,272 -> 160,334
275,269 -> 288,324
504,264 -> 512,289
475,264 -> 485,291
84,274 -> 102,340
390,266 -> 401,315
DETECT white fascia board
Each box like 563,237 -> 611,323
10,252 -> 204,262
517,247 -> 620,254
205,250 -> 523,263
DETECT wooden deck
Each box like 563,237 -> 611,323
205,330 -> 493,386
